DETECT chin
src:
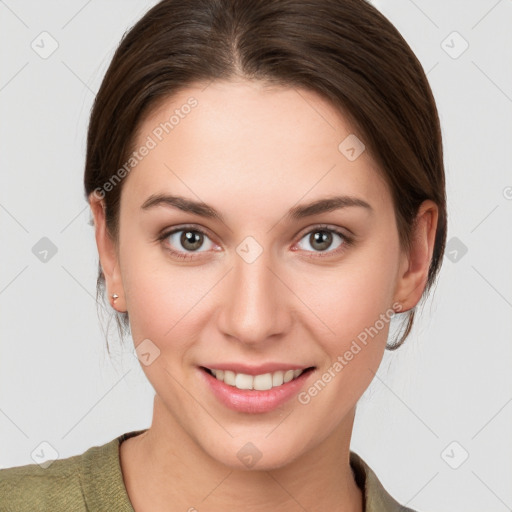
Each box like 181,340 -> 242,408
200,435 -> 307,472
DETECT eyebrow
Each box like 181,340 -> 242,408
140,193 -> 373,222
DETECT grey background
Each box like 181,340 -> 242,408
1,1 -> 511,510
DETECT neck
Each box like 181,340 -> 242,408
120,395 -> 363,512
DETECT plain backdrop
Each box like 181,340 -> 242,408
1,1 -> 511,511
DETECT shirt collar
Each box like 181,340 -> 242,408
350,450 -> 416,511
81,429 -> 413,512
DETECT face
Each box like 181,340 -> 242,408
92,79 -> 433,470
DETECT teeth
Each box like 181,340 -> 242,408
235,373 -> 253,390
284,370 -> 294,383
208,368 -> 307,390
224,370 -> 236,386
272,371 -> 284,387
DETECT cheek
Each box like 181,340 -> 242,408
118,236 -> 181,341
291,234 -> 400,399
119,237 -> 217,359
292,263 -> 397,425
297,243 -> 399,342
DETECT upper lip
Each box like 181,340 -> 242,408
200,363 -> 314,375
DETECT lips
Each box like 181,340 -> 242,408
199,364 -> 316,414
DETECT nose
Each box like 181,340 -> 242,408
216,244 -> 292,346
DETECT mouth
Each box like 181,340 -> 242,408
200,366 -> 316,391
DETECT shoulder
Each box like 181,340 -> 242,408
0,449 -> 87,512
0,430 -> 144,512
349,451 -> 422,512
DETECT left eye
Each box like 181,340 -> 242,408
296,227 -> 346,253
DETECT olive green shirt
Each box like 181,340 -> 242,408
0,429 -> 418,511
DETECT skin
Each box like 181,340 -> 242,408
89,79 -> 438,512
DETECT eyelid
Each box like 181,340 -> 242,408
295,223 -> 352,241
158,224 -> 216,243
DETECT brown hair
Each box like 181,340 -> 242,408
84,0 -> 447,351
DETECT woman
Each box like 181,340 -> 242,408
0,0 -> 446,510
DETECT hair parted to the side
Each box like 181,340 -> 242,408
84,0 -> 447,354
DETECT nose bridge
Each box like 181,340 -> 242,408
219,238 -> 289,344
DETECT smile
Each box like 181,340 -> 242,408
204,367 -> 314,391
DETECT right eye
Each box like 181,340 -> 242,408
158,225 -> 219,261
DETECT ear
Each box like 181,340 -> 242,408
88,193 -> 127,312
393,200 -> 439,313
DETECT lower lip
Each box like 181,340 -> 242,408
199,367 -> 315,414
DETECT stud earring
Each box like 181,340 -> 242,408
112,293 -> 119,301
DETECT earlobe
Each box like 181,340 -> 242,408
393,200 -> 438,313
88,194 -> 127,312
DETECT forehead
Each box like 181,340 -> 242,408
123,79 -> 390,218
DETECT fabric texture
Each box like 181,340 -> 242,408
0,429 -> 418,511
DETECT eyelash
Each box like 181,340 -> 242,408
157,224 -> 354,261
